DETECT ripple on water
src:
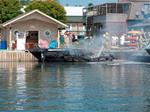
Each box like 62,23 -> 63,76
0,62 -> 149,112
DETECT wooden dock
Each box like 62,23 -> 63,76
0,50 -> 38,62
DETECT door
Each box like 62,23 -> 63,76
16,32 -> 26,50
26,31 -> 38,49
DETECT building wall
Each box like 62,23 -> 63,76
105,14 -> 128,35
106,22 -> 128,35
90,13 -> 128,35
64,6 -> 85,35
128,2 -> 144,20
1,19 -> 58,48
106,13 -> 127,22
130,0 -> 150,1
66,22 -> 85,35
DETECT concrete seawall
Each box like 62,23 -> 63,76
0,50 -> 38,62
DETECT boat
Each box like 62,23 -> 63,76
29,47 -> 92,62
145,48 -> 150,56
28,47 -> 114,62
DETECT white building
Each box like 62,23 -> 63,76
64,6 -> 86,36
0,10 -> 67,50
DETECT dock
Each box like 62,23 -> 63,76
0,50 -> 38,62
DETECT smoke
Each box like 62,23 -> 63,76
81,35 -> 105,57
67,34 -> 107,59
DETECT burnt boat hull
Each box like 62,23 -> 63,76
29,47 -> 150,62
29,48 -> 92,62
29,48 -> 114,62
146,49 -> 150,56
109,49 -> 150,62
129,55 -> 150,62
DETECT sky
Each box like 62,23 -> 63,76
59,0 -> 118,6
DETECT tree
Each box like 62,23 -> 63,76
88,3 -> 94,7
25,0 -> 67,23
0,0 -> 21,23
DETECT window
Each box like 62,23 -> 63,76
143,4 -> 150,19
44,30 -> 51,38
13,29 -> 19,37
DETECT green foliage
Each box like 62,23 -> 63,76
88,3 -> 94,7
0,0 -> 21,23
25,0 -> 67,23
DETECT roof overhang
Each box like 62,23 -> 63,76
129,22 -> 150,28
1,9 -> 68,28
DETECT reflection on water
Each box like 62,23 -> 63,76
0,62 -> 150,111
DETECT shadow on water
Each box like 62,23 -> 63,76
0,62 -> 150,111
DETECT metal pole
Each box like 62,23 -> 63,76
9,26 -> 12,50
105,4 -> 107,14
116,3 -> 117,13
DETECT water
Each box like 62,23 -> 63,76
0,61 -> 150,112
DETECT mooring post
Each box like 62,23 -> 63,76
41,50 -> 45,62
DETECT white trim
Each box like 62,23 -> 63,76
2,10 -> 68,28
57,30 -> 59,48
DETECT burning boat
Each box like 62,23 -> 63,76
146,48 -> 150,56
29,47 -> 114,62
